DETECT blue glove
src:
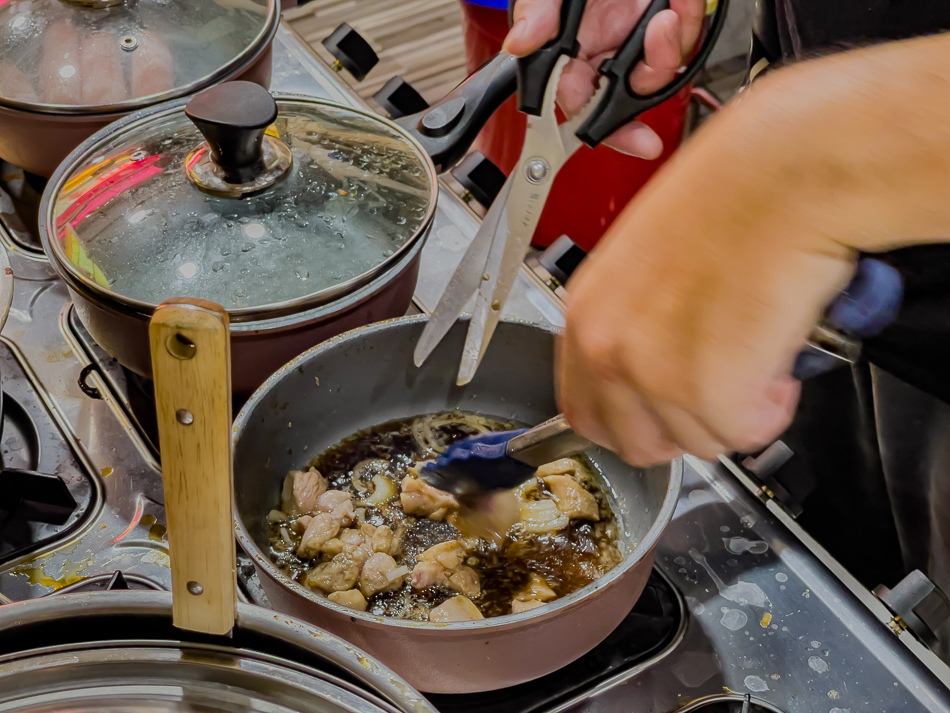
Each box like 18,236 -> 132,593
792,258 -> 904,380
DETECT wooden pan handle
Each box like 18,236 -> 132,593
149,298 -> 236,635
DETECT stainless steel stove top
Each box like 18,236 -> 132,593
0,21 -> 948,713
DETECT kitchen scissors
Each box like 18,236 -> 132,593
414,0 -> 733,384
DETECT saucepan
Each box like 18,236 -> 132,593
0,0 -> 279,176
39,82 -> 438,396
231,315 -> 682,693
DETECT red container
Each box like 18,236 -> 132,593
460,1 -> 690,252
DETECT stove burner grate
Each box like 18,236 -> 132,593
0,341 -> 94,570
53,570 -> 164,594
676,695 -> 786,712
427,569 -> 683,713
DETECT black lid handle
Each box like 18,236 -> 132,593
185,81 -> 278,185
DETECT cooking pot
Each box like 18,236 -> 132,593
0,0 -> 279,177
39,81 -> 438,396
232,316 -> 682,693
0,590 -> 438,713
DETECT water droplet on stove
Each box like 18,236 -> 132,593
212,261 -> 227,273
743,675 -> 768,692
775,572 -> 788,582
808,655 -> 830,674
720,608 -> 748,631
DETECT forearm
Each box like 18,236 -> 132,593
615,31 -> 950,261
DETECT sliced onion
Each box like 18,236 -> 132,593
351,459 -> 389,493
411,412 -> 495,454
366,474 -> 397,506
267,509 -> 287,523
520,500 -> 569,534
279,526 -> 293,547
386,565 -> 410,582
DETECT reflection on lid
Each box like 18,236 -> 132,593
0,0 -> 272,111
49,99 -> 435,314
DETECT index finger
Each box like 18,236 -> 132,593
503,0 -> 562,57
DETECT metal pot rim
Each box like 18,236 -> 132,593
231,314 -> 685,632
0,4 -> 279,117
39,94 -> 438,323
57,228 -> 427,329
0,590 -> 437,713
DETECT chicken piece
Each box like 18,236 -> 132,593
39,21 -> 82,105
542,475 -> 599,521
297,513 -> 342,559
519,500 -> 569,534
0,63 -> 38,102
79,33 -> 128,105
130,31 -> 174,99
358,523 -> 395,554
447,566 -> 481,598
320,537 -> 345,557
337,527 -> 373,567
339,527 -> 364,547
430,595 -> 484,623
400,476 -> 458,521
536,458 -> 586,479
410,540 -> 480,597
281,468 -> 327,516
420,540 -> 464,570
515,573 -> 557,602
511,599 -> 545,614
315,490 -> 355,526
304,554 -> 360,593
328,588 -> 368,611
359,552 -> 409,598
291,515 -> 313,534
410,561 -> 443,590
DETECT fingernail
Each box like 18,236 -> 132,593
502,19 -> 527,53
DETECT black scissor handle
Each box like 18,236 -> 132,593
577,0 -> 730,147
515,0 -> 588,115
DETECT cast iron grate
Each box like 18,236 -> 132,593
428,569 -> 682,713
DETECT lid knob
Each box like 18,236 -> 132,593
184,82 -> 292,197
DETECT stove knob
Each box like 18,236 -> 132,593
874,570 -> 950,652
322,23 -> 378,82
451,151 -> 506,208
373,77 -> 429,119
538,234 -> 587,285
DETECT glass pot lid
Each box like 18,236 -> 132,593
0,0 -> 277,114
42,82 -> 437,319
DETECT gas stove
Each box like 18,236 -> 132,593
0,20 -> 948,713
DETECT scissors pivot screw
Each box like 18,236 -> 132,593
525,159 -> 550,183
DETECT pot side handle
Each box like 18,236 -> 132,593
149,298 -> 236,636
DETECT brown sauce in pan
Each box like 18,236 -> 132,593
267,411 -> 623,621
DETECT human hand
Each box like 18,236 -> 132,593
503,0 -> 707,158
554,82 -> 859,465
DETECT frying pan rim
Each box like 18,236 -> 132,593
231,315 -> 684,631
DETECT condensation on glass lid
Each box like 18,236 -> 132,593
50,102 -> 434,312
0,0 -> 272,110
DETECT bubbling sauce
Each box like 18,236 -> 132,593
267,411 -> 623,621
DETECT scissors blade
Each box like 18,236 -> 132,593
455,58 -> 572,385
413,177 -> 514,367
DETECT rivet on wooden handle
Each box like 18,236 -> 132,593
149,298 -> 236,636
